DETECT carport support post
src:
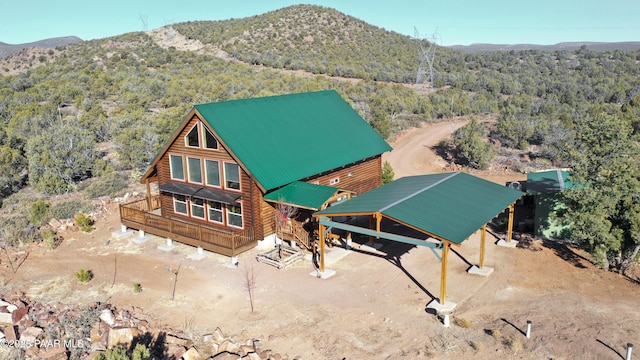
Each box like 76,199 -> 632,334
480,224 -> 487,268
319,218 -> 326,273
440,242 -> 450,305
507,204 -> 515,242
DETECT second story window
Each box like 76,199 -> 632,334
170,155 -> 184,181
204,127 -> 218,150
186,125 -> 199,147
224,162 -> 240,190
205,159 -> 220,187
187,157 -> 202,184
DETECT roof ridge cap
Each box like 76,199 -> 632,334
377,172 -> 460,213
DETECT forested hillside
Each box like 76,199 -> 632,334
0,4 -> 639,270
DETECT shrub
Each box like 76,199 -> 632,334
454,317 -> 473,328
133,283 -> 142,293
49,200 -> 93,220
41,229 -> 61,249
0,214 -> 41,246
75,213 -> 94,233
74,269 -> 93,283
82,171 -> 128,199
94,343 -> 150,360
29,199 -> 51,226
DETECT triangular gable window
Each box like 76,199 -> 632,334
204,127 -> 218,150
186,125 -> 199,147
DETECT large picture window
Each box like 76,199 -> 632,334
224,162 -> 240,190
173,194 -> 188,215
205,159 -> 220,187
185,125 -> 199,147
191,197 -> 205,219
187,157 -> 202,184
170,155 -> 184,181
227,203 -> 243,228
207,201 -> 223,223
204,127 -> 218,150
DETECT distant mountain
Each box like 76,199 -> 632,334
0,36 -> 83,58
447,42 -> 640,53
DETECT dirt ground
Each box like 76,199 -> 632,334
3,120 -> 640,359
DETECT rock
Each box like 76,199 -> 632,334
99,309 -> 115,327
210,352 -> 241,360
213,327 -> 226,342
166,334 -> 193,347
241,352 -> 262,360
11,302 -> 28,325
4,325 -> 17,341
49,218 -> 63,229
39,344 -> 68,360
20,326 -> 43,345
0,329 -> 4,340
182,346 -> 202,360
239,344 -> 254,356
166,344 -> 186,359
107,327 -> 139,348
201,333 -> 215,343
218,339 -> 239,353
0,312 -> 12,325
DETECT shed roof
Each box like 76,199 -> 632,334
263,181 -> 343,211
315,172 -> 523,245
526,170 -> 574,195
194,90 -> 392,192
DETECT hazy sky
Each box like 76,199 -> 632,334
2,0 -> 639,46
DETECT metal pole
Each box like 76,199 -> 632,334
627,343 -> 633,360
526,320 -> 532,339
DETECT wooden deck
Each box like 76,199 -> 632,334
119,196 -> 257,257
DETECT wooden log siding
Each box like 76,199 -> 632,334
307,156 -> 383,194
120,198 -> 256,257
155,115 -> 259,234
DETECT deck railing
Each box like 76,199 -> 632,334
119,196 -> 256,257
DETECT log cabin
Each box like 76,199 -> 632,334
119,90 -> 392,257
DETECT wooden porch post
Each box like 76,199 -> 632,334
480,224 -> 487,269
440,242 -> 450,305
507,204 -> 515,242
369,215 -> 375,245
319,218 -> 326,273
145,179 -> 151,210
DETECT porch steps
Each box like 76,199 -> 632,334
256,245 -> 305,269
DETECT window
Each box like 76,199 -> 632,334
224,162 -> 240,190
187,157 -> 202,183
185,125 -> 199,147
207,200 -> 223,223
191,197 -> 205,219
170,155 -> 184,181
330,177 -> 340,185
173,194 -> 188,215
205,159 -> 221,187
227,203 -> 243,228
204,127 -> 218,150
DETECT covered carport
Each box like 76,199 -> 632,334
313,172 -> 523,312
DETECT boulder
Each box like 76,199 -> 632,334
0,312 -> 12,326
166,344 -> 186,359
20,326 -> 43,345
166,334 -> 193,347
99,309 -> 115,327
182,346 -> 202,360
39,344 -> 69,360
107,327 -> 139,348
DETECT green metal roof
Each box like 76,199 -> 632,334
315,172 -> 524,245
263,181 -> 342,210
526,170 -> 574,195
194,90 -> 392,192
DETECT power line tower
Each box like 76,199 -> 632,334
414,27 -> 441,89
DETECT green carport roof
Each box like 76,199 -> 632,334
194,90 -> 392,192
315,172 -> 523,245
264,181 -> 343,211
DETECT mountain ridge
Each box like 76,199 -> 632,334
0,36 -> 83,58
